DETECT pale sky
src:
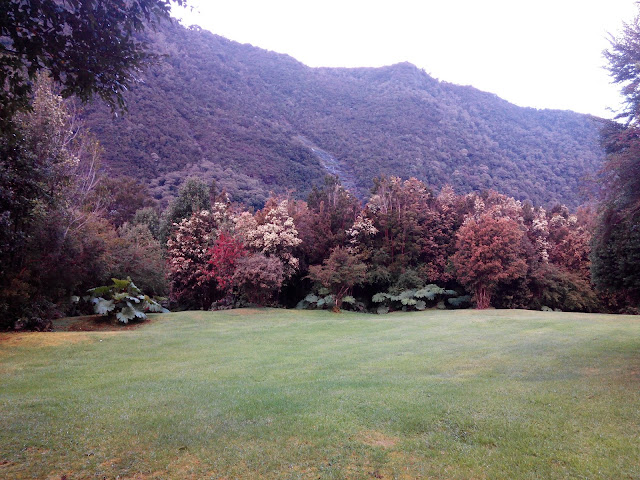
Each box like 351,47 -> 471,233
173,0 -> 638,118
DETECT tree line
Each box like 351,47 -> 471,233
1,72 -> 631,330
1,0 -> 639,329
162,174 -> 607,315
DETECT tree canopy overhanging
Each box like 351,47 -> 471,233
0,0 -> 186,121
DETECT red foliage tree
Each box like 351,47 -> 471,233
206,232 -> 246,298
452,214 -> 528,309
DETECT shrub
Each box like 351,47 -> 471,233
448,295 -> 472,308
530,265 -> 600,312
87,277 -> 167,324
372,284 -> 457,313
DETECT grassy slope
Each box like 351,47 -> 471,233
0,308 -> 639,479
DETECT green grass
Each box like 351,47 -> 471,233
1,308 -> 639,479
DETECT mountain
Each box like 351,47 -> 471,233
81,21 -> 604,208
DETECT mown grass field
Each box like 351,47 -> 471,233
1,308 -> 639,479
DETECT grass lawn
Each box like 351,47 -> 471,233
1,308 -> 639,479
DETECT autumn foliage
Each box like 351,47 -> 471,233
233,254 -> 285,305
453,215 -> 528,309
4,5 -> 632,330
206,232 -> 246,298
155,174 -> 609,313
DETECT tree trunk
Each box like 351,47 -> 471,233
333,286 -> 350,313
475,285 -> 491,309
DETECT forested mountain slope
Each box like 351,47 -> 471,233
81,21 -> 604,208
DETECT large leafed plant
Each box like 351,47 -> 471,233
88,277 -> 168,324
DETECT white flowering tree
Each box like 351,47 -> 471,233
167,210 -> 217,308
235,199 -> 302,279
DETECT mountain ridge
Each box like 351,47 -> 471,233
80,21 -> 604,208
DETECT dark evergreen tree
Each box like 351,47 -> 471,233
591,10 -> 640,307
591,208 -> 640,305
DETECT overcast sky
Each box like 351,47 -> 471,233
173,0 -> 638,118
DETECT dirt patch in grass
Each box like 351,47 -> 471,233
99,456 -> 123,469
582,367 -> 601,376
621,366 -> 640,385
0,315 -> 150,353
162,452 -> 203,479
359,430 -> 399,449
0,331 -> 94,348
287,464 -> 319,478
53,315 -> 155,332
583,363 -> 640,384
0,330 -> 123,352
0,314 -> 146,355
23,446 -> 51,454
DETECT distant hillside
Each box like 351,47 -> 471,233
81,21 -> 604,208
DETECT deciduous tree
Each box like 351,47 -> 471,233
452,214 -> 528,309
235,198 -> 302,279
232,254 -> 284,306
166,210 -> 216,309
159,178 -> 211,246
302,176 -> 360,265
112,223 -> 167,296
206,232 -> 246,299
308,247 -> 367,311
